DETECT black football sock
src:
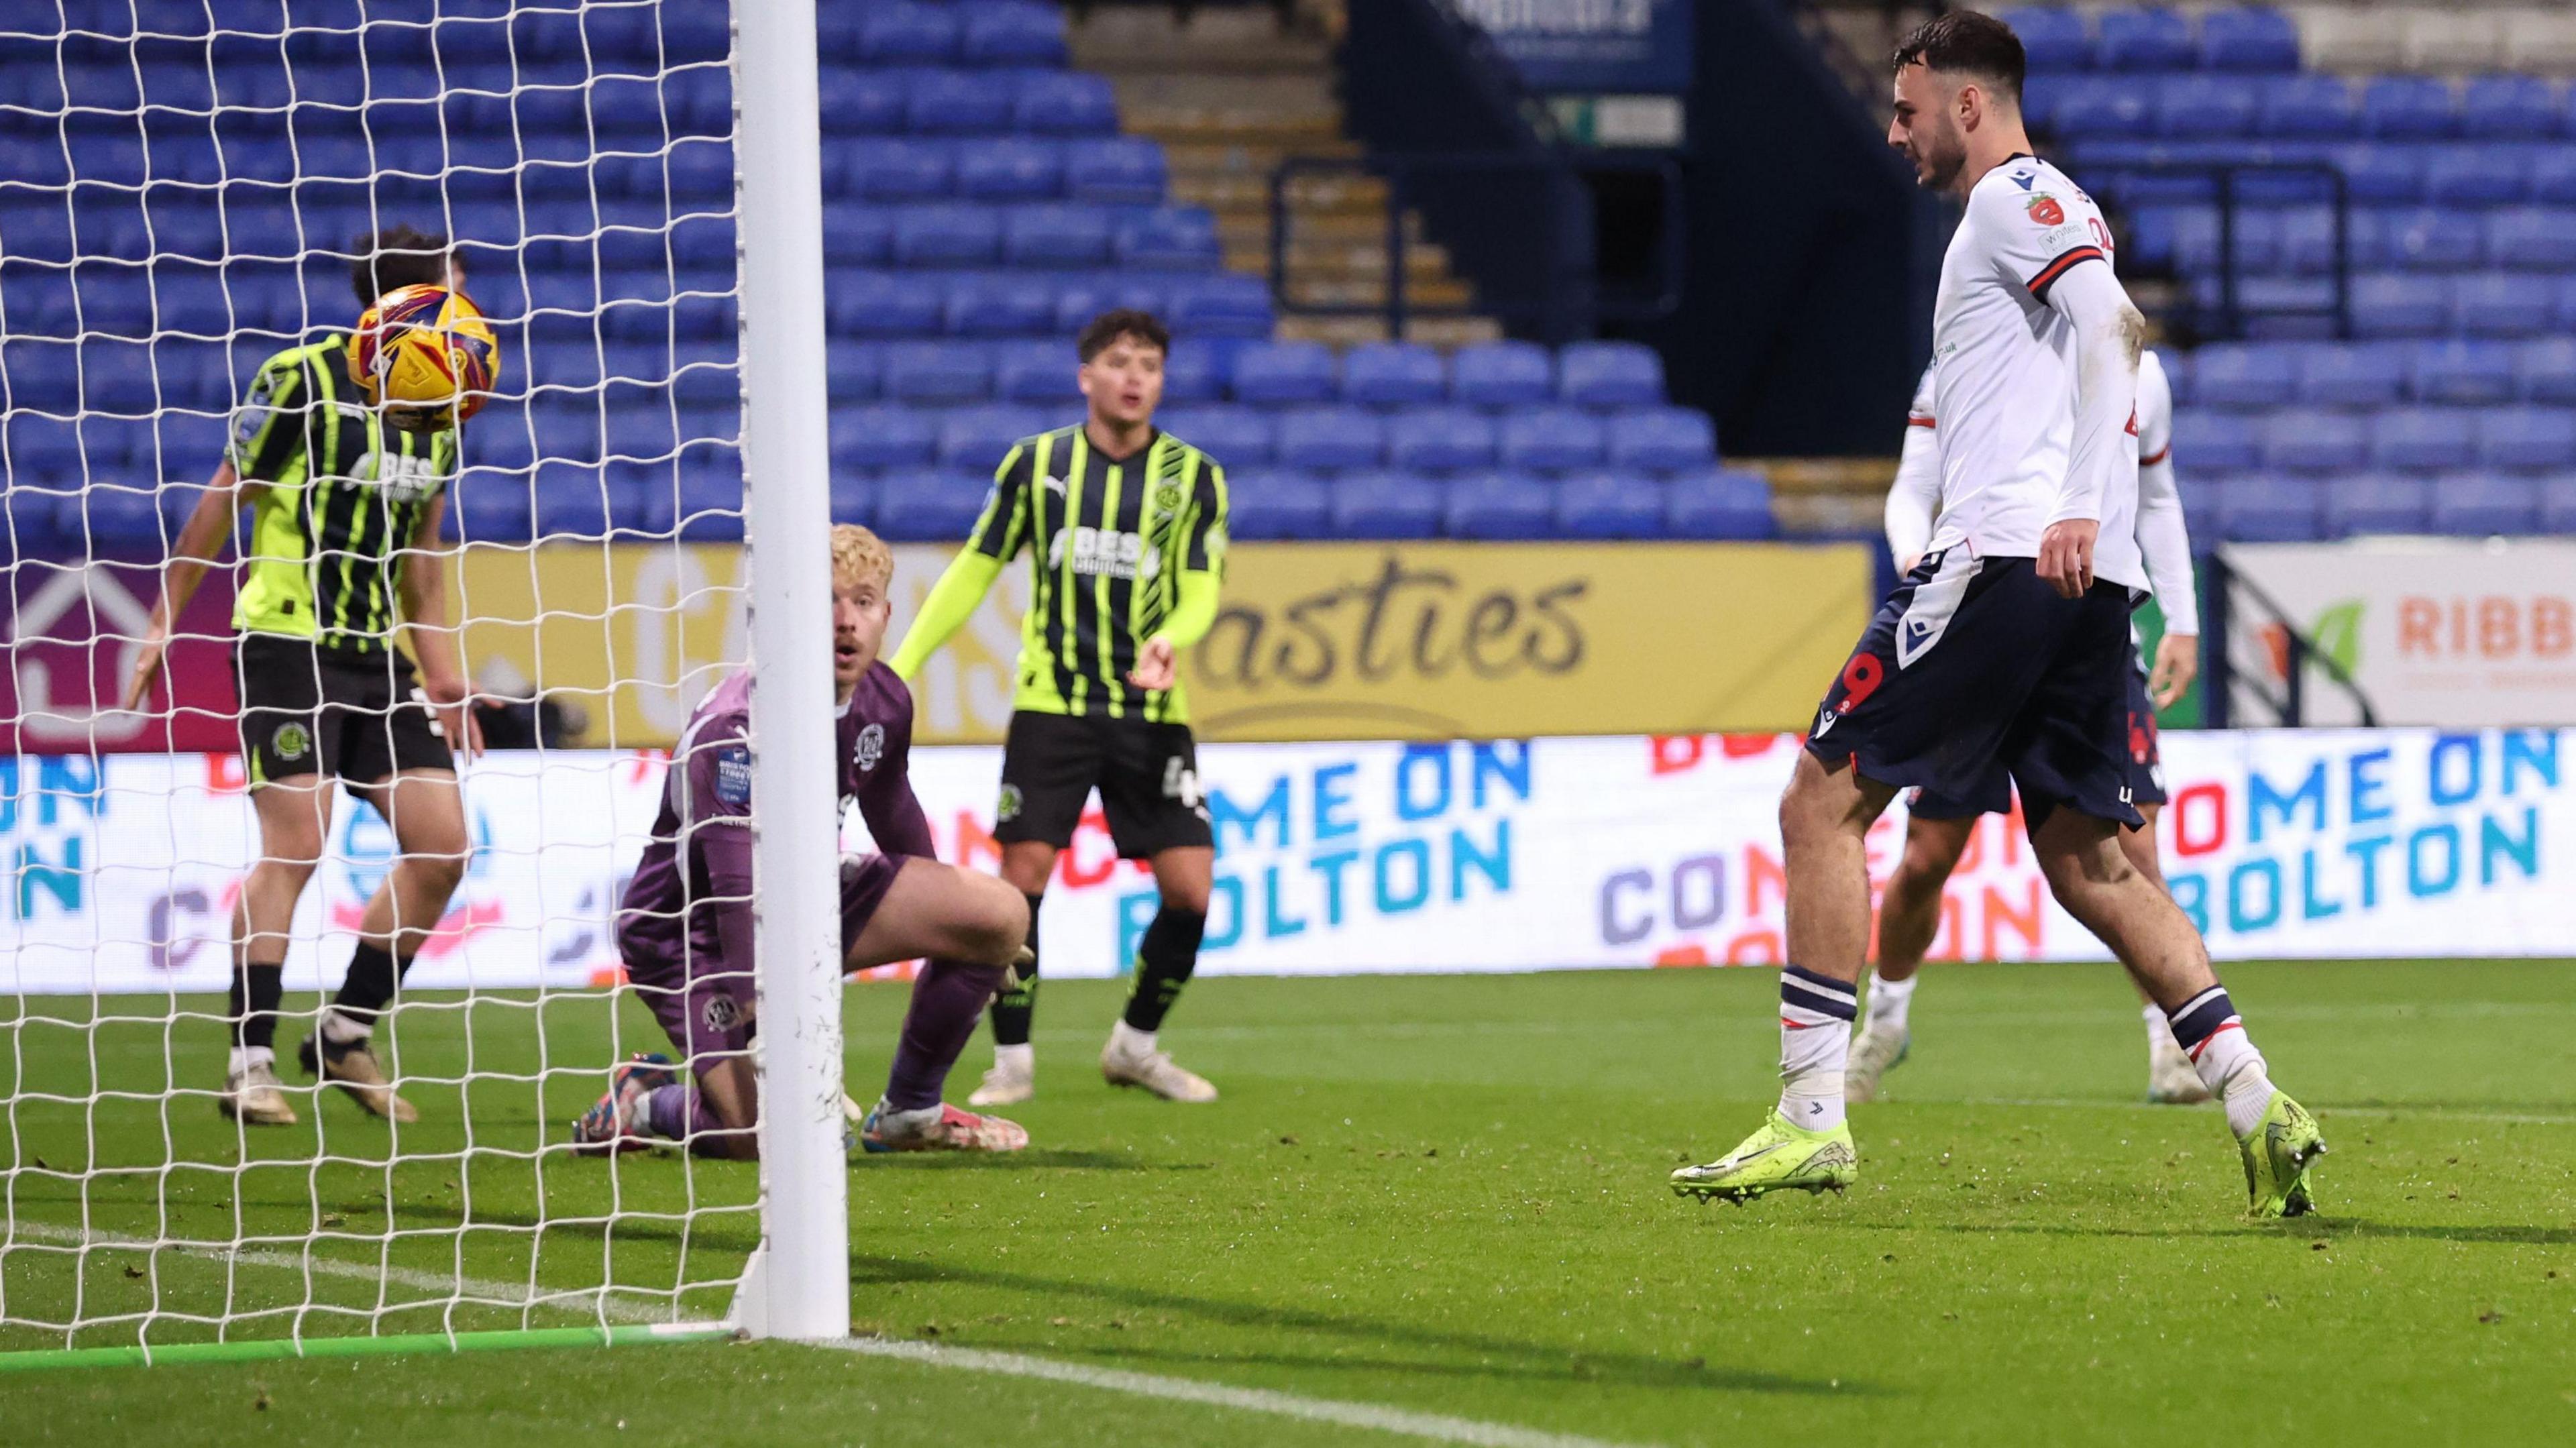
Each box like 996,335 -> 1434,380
987,892 -> 1044,1048
229,960 -> 286,1052
327,942 -> 414,1036
1120,905 -> 1207,1034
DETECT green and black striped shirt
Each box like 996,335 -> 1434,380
227,336 -> 459,655
965,426 -> 1228,722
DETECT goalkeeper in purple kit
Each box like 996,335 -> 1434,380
573,525 -> 1032,1156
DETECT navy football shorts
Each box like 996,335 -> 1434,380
1910,653 -> 2168,821
1807,549 -> 2144,829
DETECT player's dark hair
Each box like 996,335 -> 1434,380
350,225 -> 455,306
1077,308 -> 1169,362
1893,11 -> 2025,105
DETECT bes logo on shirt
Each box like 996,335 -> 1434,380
714,744 -> 753,807
2025,195 -> 2065,226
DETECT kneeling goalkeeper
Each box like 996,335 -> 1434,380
574,526 -> 1030,1156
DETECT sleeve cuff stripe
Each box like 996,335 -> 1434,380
2140,446 -> 2170,465
1907,414 -> 1937,429
2026,245 -> 2107,299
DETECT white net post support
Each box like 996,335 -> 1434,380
727,0 -> 848,1342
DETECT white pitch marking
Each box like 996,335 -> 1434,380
12,1225 -> 1656,1447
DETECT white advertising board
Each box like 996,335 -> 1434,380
2225,539 -> 2576,727
4,728 -> 2569,996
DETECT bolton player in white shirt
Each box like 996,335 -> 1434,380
1670,11 -> 2324,1217
1849,349 -> 2210,1105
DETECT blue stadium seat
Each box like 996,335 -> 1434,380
1159,404 -> 1275,467
892,204 -> 1002,267
1273,405 -> 1385,471
2324,473 -> 2431,535
2274,205 -> 2367,272
2384,208 -> 2485,272
2170,410 -> 2261,469
2476,408 -> 2576,470
450,469 -> 539,546
2155,75 -> 2258,140
875,471 -> 989,541
1557,341 -> 1664,408
1449,341 -> 1554,408
2350,274 -> 2451,339
2540,476 -> 2576,531
833,340 -> 887,402
2457,274 -> 2552,339
2095,9 -> 2194,71
831,405 -> 938,469
2426,146 -> 2530,206
910,69 -> 1016,135
1053,277 -> 1167,334
2538,149 -> 2576,206
2371,408 -> 2478,471
2411,340 -> 2518,404
1226,469 -> 1332,540
833,271 -> 945,337
938,404 -> 1048,472
828,473 -> 876,527
2331,143 -> 2428,204
2520,338 -> 2576,403
1498,408 -> 1607,474
963,2 -> 1070,68
1663,468 -> 1776,540
2487,206 -> 2576,270
2046,76 -> 2155,140
1228,341 -> 1337,405
824,205 -> 895,266
1063,137 -> 1167,205
2361,78 -> 2456,140
664,465 -> 749,544
1163,274 -> 1273,338
2000,8 -> 2091,71
945,275 -> 1057,336
881,340 -> 992,402
1606,406 -> 1716,474
2462,76 -> 2559,142
1004,204 -> 1113,266
2261,408 -> 2367,474
823,69 -> 908,134
2176,475 -> 2224,545
2217,474 -> 2323,542
1330,469 -> 1442,539
2555,274 -> 2576,333
1387,408 -> 1498,474
1342,343 -> 1447,406
857,5 -> 960,67
1444,473 -> 1556,541
2157,348 -> 2196,405
2190,342 -> 2300,408
2430,471 -> 2542,534
2257,75 -> 2357,139
956,139 -> 1064,201
991,339 -> 1081,404
1551,472 -> 1666,540
1161,341 -> 1228,404
2197,7 -> 2301,72
1114,207 -> 1221,270
1012,70 -> 1118,135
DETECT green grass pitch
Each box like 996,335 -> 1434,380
5,960 -> 2573,1445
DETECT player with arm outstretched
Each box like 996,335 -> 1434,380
1851,349 -> 2208,1105
1671,11 -> 2322,1218
889,309 -> 1230,1107
574,525 -> 1032,1158
124,225 -> 493,1128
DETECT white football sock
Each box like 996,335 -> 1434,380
1107,1019 -> 1157,1058
1779,1017 -> 1849,1131
228,1046 -> 274,1076
993,1042 -> 1033,1074
2194,1027 -> 2274,1137
319,1007 -> 371,1046
2143,1003 -> 2183,1054
875,1099 -> 943,1135
1864,972 -> 1917,1033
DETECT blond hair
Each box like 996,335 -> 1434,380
830,524 -> 894,594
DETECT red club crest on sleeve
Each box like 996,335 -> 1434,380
2027,196 -> 2065,225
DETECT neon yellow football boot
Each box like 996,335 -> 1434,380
2239,1090 -> 2326,1219
1670,1111 -> 1858,1203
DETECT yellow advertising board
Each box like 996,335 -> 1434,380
451,540 -> 1874,746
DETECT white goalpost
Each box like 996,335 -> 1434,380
0,0 -> 845,1363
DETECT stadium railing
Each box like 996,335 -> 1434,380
2202,551 -> 2382,728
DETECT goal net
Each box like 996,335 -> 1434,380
1,0 -> 847,1360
